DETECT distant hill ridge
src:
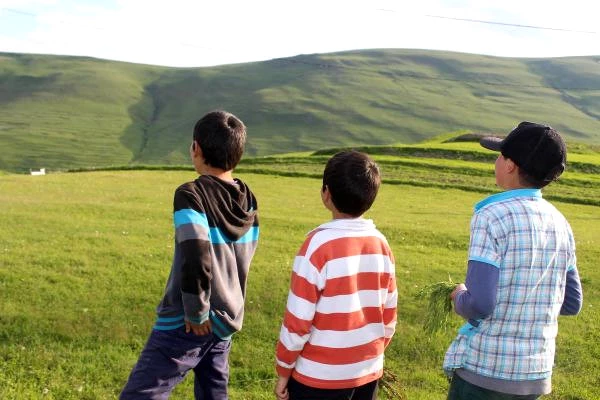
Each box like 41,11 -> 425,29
1,49 -> 600,172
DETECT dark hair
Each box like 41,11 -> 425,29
480,121 -> 567,188
322,151 -> 381,217
193,110 -> 246,170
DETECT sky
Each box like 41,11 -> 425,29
1,0 -> 599,68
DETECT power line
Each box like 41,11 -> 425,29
3,5 -> 599,37
424,14 -> 597,34
373,8 -> 597,35
1,7 -> 36,17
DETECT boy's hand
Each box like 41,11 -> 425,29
185,319 -> 212,336
450,283 -> 467,301
274,376 -> 289,400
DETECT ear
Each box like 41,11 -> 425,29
191,141 -> 201,157
505,158 -> 518,174
321,185 -> 333,210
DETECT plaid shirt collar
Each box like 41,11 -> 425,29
475,188 -> 542,212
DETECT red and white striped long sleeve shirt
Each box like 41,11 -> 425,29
276,218 -> 397,389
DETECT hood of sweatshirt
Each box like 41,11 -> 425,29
192,175 -> 258,241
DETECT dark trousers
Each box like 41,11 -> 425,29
120,328 -> 231,400
287,377 -> 378,400
448,373 -> 540,400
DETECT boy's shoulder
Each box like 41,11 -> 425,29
174,175 -> 257,213
174,175 -> 218,194
305,220 -> 389,247
300,223 -> 393,266
175,180 -> 197,192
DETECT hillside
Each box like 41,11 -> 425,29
1,49 -> 600,172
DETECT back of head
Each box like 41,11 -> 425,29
480,121 -> 567,188
193,110 -> 246,170
323,151 -> 381,217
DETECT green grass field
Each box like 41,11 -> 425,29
1,164 -> 599,399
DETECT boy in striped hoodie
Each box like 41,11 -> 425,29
120,110 -> 259,399
275,150 -> 398,400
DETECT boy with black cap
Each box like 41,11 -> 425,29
443,122 -> 583,399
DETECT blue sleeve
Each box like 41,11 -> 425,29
560,268 -> 583,315
454,260 -> 499,320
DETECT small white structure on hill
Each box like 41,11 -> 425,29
30,168 -> 46,176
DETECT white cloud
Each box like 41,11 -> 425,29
0,0 -> 598,67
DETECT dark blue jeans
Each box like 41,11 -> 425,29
448,373 -> 540,400
120,328 -> 231,400
287,377 -> 378,400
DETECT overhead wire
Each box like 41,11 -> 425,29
423,14 -> 597,34
374,8 -> 597,34
2,5 -> 598,57
1,7 -> 36,17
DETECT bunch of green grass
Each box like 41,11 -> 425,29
380,369 -> 408,400
415,278 -> 457,334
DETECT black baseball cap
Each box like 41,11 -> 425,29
480,121 -> 567,184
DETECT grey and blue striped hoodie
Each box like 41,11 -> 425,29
154,175 -> 259,339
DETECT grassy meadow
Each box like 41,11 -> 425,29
1,157 -> 599,398
2,50 -> 600,173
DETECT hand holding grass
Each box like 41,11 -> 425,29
450,283 -> 467,302
415,278 -> 459,334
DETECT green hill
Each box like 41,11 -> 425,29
1,49 -> 600,172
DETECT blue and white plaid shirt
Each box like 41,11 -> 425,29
444,189 -> 577,381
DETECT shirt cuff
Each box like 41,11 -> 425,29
276,364 -> 293,378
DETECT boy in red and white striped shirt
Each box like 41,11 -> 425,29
275,151 -> 398,400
